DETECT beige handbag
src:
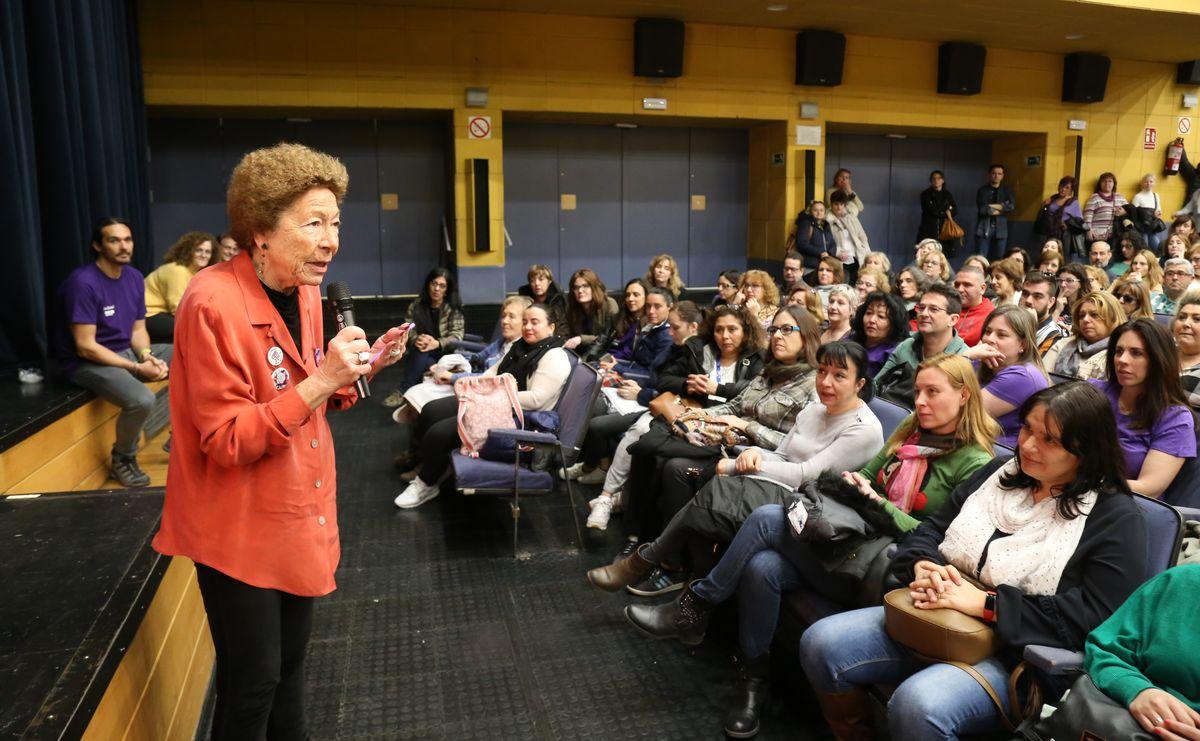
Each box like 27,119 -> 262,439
939,212 -> 965,241
648,391 -> 702,425
883,587 -> 1041,731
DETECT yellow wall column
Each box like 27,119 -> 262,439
451,108 -> 509,301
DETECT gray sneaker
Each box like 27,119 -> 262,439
111,453 -> 151,488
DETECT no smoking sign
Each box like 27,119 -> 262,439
467,115 -> 492,140
1180,117 -> 1193,135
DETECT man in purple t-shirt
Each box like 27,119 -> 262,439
58,218 -> 174,487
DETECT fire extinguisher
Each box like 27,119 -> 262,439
1166,137 -> 1185,175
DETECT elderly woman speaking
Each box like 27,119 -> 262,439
153,143 -> 408,738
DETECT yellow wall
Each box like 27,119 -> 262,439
140,1 -> 1200,263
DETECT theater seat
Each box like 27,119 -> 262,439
1160,423 -> 1200,509
867,396 -> 911,439
1024,494 -> 1183,675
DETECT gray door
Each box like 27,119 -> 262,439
826,133 -> 993,267
689,129 -> 749,285
503,123 -> 748,294
148,117 -> 447,296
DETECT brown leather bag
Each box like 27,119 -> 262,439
939,212 -> 965,241
648,391 -> 702,425
883,587 -> 1041,731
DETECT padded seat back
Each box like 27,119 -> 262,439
867,396 -> 912,440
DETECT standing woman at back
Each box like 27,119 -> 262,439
917,170 -> 960,256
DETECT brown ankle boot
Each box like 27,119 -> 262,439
587,544 -> 655,592
815,688 -> 874,741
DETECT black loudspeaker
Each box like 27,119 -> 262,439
795,30 -> 845,87
937,42 -> 986,95
469,158 -> 490,252
634,18 -> 684,78
1063,53 -> 1110,103
1179,60 -> 1200,85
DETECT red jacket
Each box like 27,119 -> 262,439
956,297 -> 995,347
152,252 -> 355,596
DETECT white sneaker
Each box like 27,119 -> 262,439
394,477 -> 441,509
561,462 -> 588,480
576,467 -> 608,485
587,495 -> 614,530
587,493 -> 607,509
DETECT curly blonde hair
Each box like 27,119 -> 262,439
226,142 -> 349,252
645,254 -> 685,297
162,231 -> 216,267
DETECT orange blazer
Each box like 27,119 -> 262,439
152,252 -> 355,596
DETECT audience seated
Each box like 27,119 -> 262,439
736,270 -> 780,328
1175,289 -> 1200,412
776,252 -> 803,296
56,217 -> 172,488
714,269 -> 742,307
385,268 -> 465,402
560,269 -> 620,361
1109,232 -> 1140,278
1054,263 -> 1089,325
144,231 -> 214,343
894,264 -> 932,329
1111,275 -> 1155,321
645,254 -> 685,298
1037,243 -> 1063,274
963,305 -> 1050,447
592,305 -> 820,591
1155,258 -> 1194,315
812,255 -> 844,305
920,250 -> 951,283
874,284 -> 966,405
819,284 -> 857,344
1129,247 -> 1165,296
1164,232 -> 1191,266
915,238 -> 943,266
1090,318 -> 1196,498
599,287 -> 674,378
394,303 -> 570,509
801,381 -> 1147,739
517,263 -> 566,315
577,303 -> 766,531
1085,263 -> 1113,292
850,291 -> 908,377
619,352 -> 996,737
1020,271 -> 1067,354
1085,565 -> 1200,736
392,296 -> 530,433
785,282 -> 825,325
587,340 -> 880,598
951,265 -> 994,346
1003,246 -> 1032,274
853,266 -> 889,303
610,278 -> 649,352
215,232 -> 240,262
986,257 -> 1023,307
861,251 -> 892,281
1043,291 -> 1126,380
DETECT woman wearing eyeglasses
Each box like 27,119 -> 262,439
1054,263 -> 1090,323
1043,291 -> 1126,380
736,269 -> 781,328
593,306 -> 820,595
560,268 -> 620,360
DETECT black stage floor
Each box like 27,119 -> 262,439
299,398 -> 830,740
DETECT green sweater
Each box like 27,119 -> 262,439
1085,565 -> 1200,711
858,443 -> 993,533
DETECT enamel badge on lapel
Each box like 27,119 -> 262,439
272,367 -> 290,390
267,346 -> 284,367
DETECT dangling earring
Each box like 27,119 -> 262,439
255,244 -> 268,279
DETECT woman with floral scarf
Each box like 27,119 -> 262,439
607,354 -> 997,739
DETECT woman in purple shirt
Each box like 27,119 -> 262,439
851,291 -> 909,378
1089,318 -> 1196,498
964,305 -> 1050,448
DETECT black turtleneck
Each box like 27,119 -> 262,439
260,282 -> 302,351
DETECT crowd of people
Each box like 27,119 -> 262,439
53,154 -> 1200,739
384,163 -> 1200,738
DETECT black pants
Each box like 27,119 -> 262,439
416,395 -> 463,483
625,446 -> 719,541
146,312 -> 175,344
582,410 -> 642,466
195,564 -> 314,741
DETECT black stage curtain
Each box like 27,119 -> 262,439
0,0 -> 152,372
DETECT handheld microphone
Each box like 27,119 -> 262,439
326,281 -> 371,399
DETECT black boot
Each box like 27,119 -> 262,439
624,580 -> 712,645
724,652 -> 770,739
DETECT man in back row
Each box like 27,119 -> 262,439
57,218 -> 172,487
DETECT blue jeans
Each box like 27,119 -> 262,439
978,232 -> 1007,261
398,349 -> 437,391
691,505 -> 856,658
800,607 -> 1015,740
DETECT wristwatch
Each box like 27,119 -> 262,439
982,591 -> 998,623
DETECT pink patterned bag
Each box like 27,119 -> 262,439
454,374 -> 523,458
